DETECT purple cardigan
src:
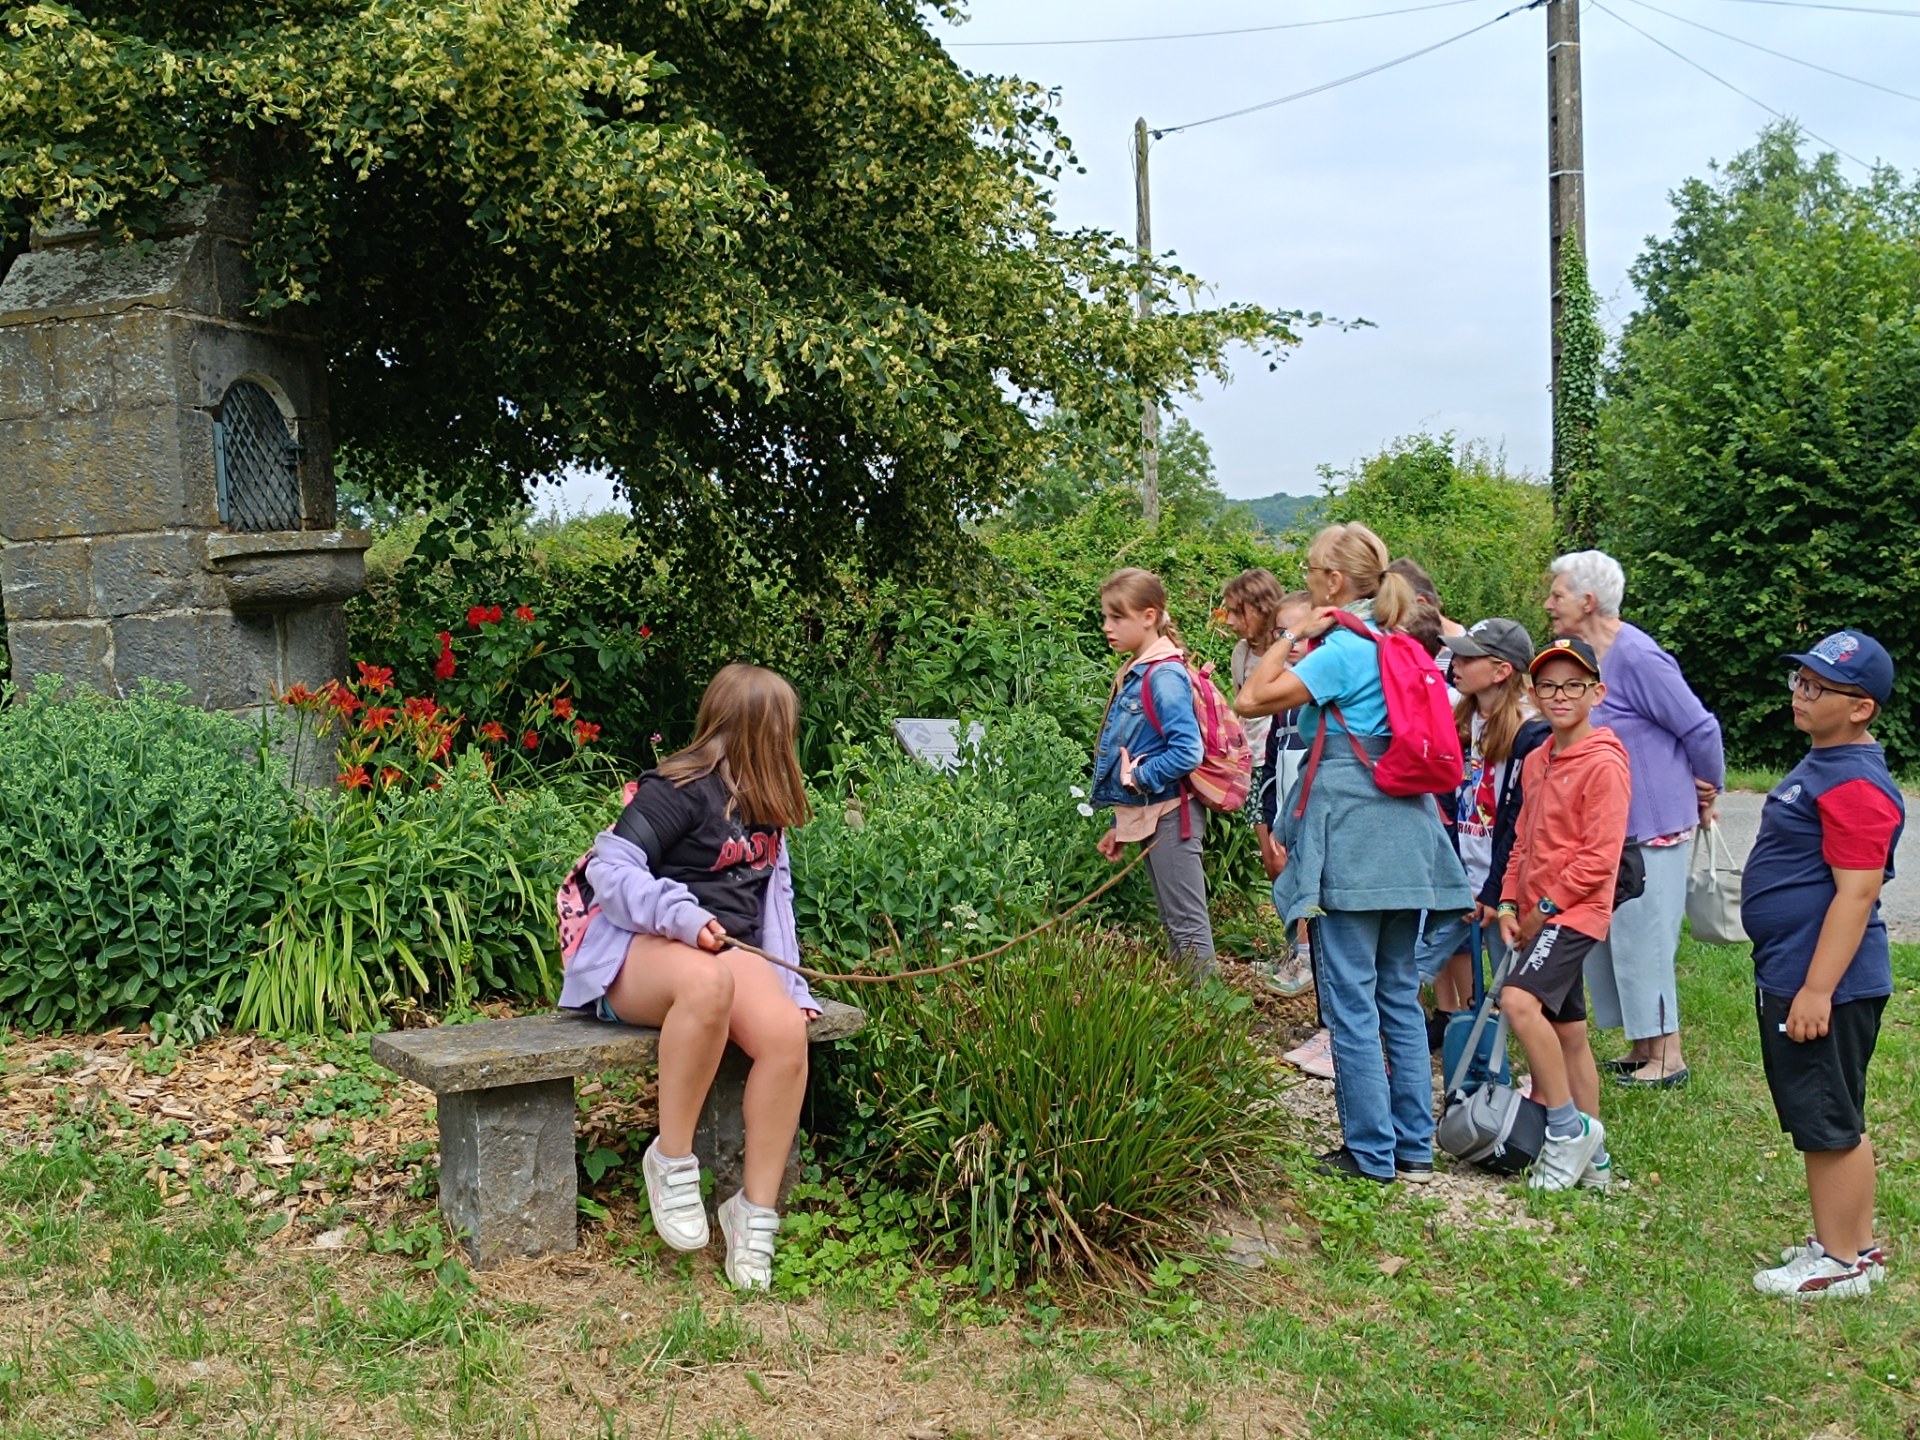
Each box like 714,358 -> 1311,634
555,830 -> 818,1014
1592,623 -> 1726,841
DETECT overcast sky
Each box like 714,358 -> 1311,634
552,0 -> 1918,511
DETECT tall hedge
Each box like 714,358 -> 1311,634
1600,134 -> 1920,770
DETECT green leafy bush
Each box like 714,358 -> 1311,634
825,931 -> 1283,1286
0,679 -> 292,1031
238,751 -> 613,1035
1296,433 -> 1557,629
790,708 -> 1140,960
1599,129 -> 1920,768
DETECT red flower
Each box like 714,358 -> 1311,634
487,605 -> 504,624
360,706 -> 398,734
338,765 -> 371,790
434,632 -> 456,681
553,697 -> 574,719
572,720 -> 601,745
328,685 -> 361,718
282,682 -> 315,707
514,605 -> 535,622
380,766 -> 405,787
522,729 -> 540,751
639,625 -> 652,639
466,605 -> 490,629
434,730 -> 454,761
404,696 -> 442,722
479,721 -> 508,743
355,661 -> 394,692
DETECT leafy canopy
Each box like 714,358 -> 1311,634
1600,126 -> 1920,768
0,0 -> 1306,584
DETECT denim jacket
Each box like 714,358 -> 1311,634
1091,656 -> 1203,808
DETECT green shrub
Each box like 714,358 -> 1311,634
238,751 -> 613,1035
1295,432 -> 1556,629
0,679 -> 293,1031
825,931 -> 1283,1286
790,707 -> 1141,959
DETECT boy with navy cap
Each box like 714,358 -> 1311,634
1743,631 -> 1903,1299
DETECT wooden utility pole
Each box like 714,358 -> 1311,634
1133,116 -> 1160,527
1546,0 -> 1586,474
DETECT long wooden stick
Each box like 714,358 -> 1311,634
724,839 -> 1156,985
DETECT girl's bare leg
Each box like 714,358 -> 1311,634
604,934 -> 735,1155
718,949 -> 810,1208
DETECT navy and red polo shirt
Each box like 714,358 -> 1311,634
1740,741 -> 1904,1002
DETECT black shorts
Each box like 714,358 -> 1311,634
1506,924 -> 1595,1024
1757,988 -> 1885,1152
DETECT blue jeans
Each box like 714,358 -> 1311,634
1313,908 -> 1434,1178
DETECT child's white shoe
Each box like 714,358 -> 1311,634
717,1189 -> 780,1290
642,1139 -> 709,1251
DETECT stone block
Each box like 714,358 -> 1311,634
208,531 -> 369,613
692,1044 -> 804,1213
110,609 -> 278,706
437,1079 -> 579,1268
49,317 -> 115,415
276,603 -> 349,693
0,406 -> 218,540
0,537 -> 93,620
109,310 -> 194,410
5,618 -> 112,692
91,531 -> 221,616
0,327 -> 52,421
0,234 -> 208,326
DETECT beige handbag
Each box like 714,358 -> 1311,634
1686,818 -> 1746,945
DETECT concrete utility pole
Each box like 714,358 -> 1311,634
1133,116 -> 1161,527
1546,0 -> 1586,473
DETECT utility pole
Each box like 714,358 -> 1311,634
1133,116 -> 1160,527
1546,0 -> 1586,476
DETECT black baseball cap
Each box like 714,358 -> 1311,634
1785,630 -> 1894,706
1529,636 -> 1602,680
1448,617 -> 1535,670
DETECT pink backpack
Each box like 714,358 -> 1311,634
557,781 -> 639,966
1292,613 -> 1463,817
1141,654 -> 1253,816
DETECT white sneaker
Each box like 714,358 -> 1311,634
1778,1237 -> 1886,1286
1577,1154 -> 1618,1191
1528,1114 -> 1606,1191
642,1139 -> 709,1250
717,1189 -> 780,1290
1753,1248 -> 1871,1300
1255,954 -> 1313,997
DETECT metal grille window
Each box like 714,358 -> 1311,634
214,381 -> 303,532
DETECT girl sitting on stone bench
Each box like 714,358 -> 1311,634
558,664 -> 818,1289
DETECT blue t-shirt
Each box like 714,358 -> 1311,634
1739,742 -> 1904,1002
1291,625 -> 1389,739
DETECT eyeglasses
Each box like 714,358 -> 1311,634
1533,678 -> 1598,699
1786,671 -> 1868,702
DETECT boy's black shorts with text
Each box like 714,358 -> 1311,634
1756,987 -> 1885,1152
1507,924 -> 1596,1024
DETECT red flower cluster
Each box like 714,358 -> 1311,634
514,605 -> 536,622
434,631 -> 456,682
467,604 -> 505,629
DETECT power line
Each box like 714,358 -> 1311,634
1587,1 -> 1876,168
1620,0 -> 1920,102
1158,0 -> 1547,135
945,0 -> 1484,49
1705,0 -> 1920,17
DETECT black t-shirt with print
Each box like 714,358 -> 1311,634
619,771 -> 779,945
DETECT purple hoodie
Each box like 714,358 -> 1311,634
556,830 -> 818,1014
1591,622 -> 1726,841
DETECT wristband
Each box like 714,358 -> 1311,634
1496,902 -> 1518,917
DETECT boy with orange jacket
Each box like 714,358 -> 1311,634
1499,637 -> 1631,1191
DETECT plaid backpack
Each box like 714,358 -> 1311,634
556,781 -> 640,966
1141,654 -> 1253,815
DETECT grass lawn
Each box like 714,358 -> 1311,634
0,937 -> 1915,1438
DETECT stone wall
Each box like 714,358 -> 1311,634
0,185 -> 365,709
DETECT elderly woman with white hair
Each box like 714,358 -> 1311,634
1544,550 -> 1724,1089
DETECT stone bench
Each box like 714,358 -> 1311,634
369,1000 -> 867,1268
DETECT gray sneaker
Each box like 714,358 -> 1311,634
1256,953 -> 1313,997
1528,1114 -> 1606,1191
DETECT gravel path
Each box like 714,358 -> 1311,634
1715,788 -> 1920,942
